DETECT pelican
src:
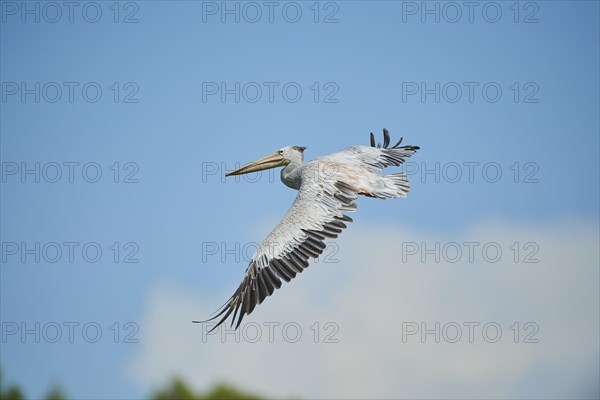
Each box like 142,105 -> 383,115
196,129 -> 420,331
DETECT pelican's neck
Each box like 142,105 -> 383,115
281,160 -> 303,190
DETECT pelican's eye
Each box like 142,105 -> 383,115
278,150 -> 284,154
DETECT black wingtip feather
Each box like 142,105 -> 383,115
368,128 -> 419,152
199,297 -> 239,333
235,295 -> 247,329
392,137 -> 404,148
383,128 -> 390,148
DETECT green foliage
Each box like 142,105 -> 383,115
1,368 -> 265,400
44,385 -> 66,400
0,369 -> 25,400
152,378 -> 264,400
153,379 -> 196,400
0,387 -> 25,400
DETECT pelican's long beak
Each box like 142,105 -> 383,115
226,151 -> 286,177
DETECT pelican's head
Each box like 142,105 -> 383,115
226,146 -> 307,177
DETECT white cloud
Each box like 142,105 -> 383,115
126,219 -> 599,399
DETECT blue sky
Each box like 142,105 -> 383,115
1,1 -> 599,399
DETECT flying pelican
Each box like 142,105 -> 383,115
197,129 -> 420,331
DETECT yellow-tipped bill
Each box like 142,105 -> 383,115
226,151 -> 287,177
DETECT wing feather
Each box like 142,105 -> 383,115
324,128 -> 419,172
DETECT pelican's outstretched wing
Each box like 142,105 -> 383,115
327,128 -> 420,172
198,163 -> 359,331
